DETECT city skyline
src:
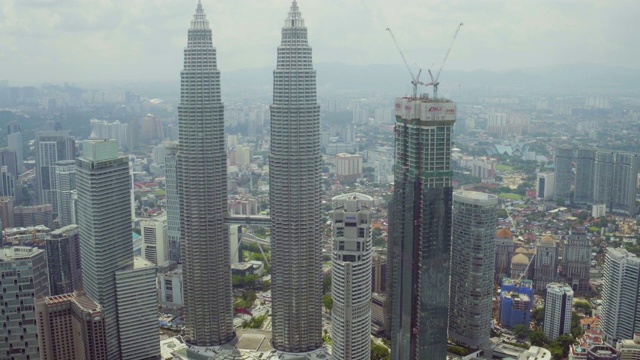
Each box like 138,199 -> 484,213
1,1 -> 639,84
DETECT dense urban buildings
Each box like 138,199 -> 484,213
36,291 -> 108,360
553,145 -> 573,202
331,193 -> 373,360
77,139 -> 159,359
616,334 -> 640,360
449,191 -> 498,348
0,246 -> 49,360
534,235 -> 558,292
45,225 -> 82,296
13,204 -> 54,228
269,1 -> 323,352
544,283 -> 573,341
386,96 -> 456,359
562,226 -> 591,293
35,130 -> 75,214
89,119 -> 131,151
601,248 -> 640,343
176,2 -> 235,347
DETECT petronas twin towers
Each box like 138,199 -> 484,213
177,0 -> 322,353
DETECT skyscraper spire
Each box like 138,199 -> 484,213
285,0 -> 304,28
191,0 -> 209,30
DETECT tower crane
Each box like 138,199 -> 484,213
386,27 -> 424,98
425,22 -> 464,99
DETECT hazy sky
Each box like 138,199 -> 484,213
1,0 -> 637,85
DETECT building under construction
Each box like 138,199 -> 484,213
499,278 -> 534,329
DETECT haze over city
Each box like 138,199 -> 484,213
1,0 -> 639,84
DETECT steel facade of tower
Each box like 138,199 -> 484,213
387,97 -> 456,360
177,2 -> 235,346
449,191 -> 497,348
269,1 -> 323,352
76,140 -> 132,359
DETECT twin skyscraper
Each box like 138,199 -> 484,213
177,0 -> 323,353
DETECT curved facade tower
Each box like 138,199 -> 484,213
270,1 -> 323,352
331,193 -> 373,360
177,1 -> 235,346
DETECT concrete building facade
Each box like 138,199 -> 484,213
449,191 -> 498,348
386,96 -> 456,360
269,1 -> 323,352
331,193 -> 373,360
36,291 -> 108,360
141,215 -> 169,267
544,283 -> 574,341
0,247 -> 49,360
554,145 -> 573,202
164,142 -> 180,263
601,248 -> 640,343
562,226 -> 591,294
336,153 -> 363,182
534,235 -> 558,292
574,147 -> 597,205
495,228 -> 516,283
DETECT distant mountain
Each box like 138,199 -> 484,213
223,62 -> 640,96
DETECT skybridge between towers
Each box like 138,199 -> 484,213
224,214 -> 272,227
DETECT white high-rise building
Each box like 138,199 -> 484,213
537,172 -> 556,200
449,191 -> 498,348
141,215 -> 169,267
55,160 -> 77,227
331,193 -> 373,360
176,1 -> 235,347
544,283 -> 573,341
601,248 -> 640,343
270,1 -> 323,352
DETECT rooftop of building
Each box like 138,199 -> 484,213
540,234 -> 555,245
41,291 -> 102,313
519,346 -> 551,360
50,224 -> 79,235
453,190 -> 498,205
0,246 -> 42,260
331,192 -> 373,201
133,255 -> 155,269
4,225 -> 50,235
496,228 -> 513,239
512,253 -> 530,265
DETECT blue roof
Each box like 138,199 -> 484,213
132,232 -> 141,241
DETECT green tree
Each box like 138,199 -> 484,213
532,307 -> 545,323
528,329 -> 549,347
513,324 -> 529,339
573,301 -> 592,316
371,340 -> 391,360
323,294 -> 333,313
